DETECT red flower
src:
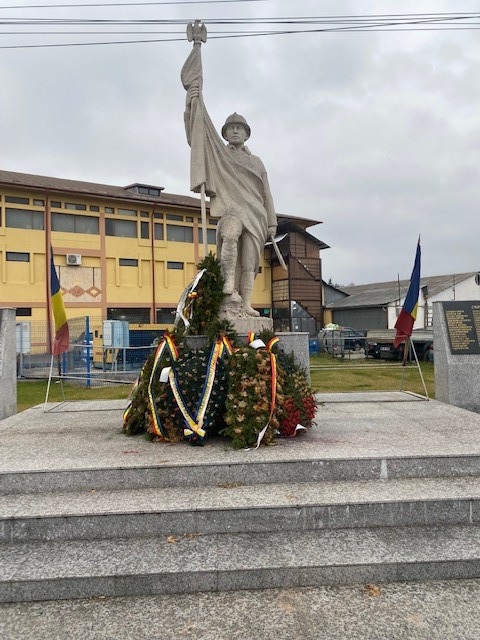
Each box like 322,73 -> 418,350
279,397 -> 301,437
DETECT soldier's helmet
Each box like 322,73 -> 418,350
221,113 -> 251,141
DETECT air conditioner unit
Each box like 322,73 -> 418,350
66,254 -> 82,266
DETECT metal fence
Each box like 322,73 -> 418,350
317,330 -> 370,360
16,316 -> 160,387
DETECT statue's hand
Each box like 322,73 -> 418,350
186,83 -> 200,108
268,225 -> 277,237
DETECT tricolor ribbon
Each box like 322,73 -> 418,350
175,268 -> 206,328
247,332 -> 279,449
148,333 -> 179,438
255,349 -> 278,449
168,337 -> 231,443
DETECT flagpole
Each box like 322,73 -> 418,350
44,355 -> 55,411
200,183 -> 208,258
185,20 -> 208,260
410,338 -> 429,399
45,190 -> 53,357
399,336 -> 408,391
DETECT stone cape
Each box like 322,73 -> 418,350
181,43 -> 276,275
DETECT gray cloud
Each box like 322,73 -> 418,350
2,0 -> 479,285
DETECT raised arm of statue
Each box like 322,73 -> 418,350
181,21 -> 278,317
184,82 -> 200,146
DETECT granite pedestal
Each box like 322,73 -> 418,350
0,308 -> 17,420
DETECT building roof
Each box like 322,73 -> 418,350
0,169 -> 203,210
328,272 -> 478,309
276,220 -> 330,250
0,169 -> 324,229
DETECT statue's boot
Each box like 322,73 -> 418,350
221,239 -> 237,295
241,271 -> 260,317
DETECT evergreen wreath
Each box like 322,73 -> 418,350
222,345 -> 284,449
186,252 -> 226,336
149,343 -> 229,444
123,255 -> 317,447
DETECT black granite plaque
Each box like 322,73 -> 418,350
443,301 -> 480,355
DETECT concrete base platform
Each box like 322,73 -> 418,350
1,392 -> 480,477
1,391 -> 480,617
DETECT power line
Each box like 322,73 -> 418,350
0,0 -> 266,9
2,26 -> 480,49
1,12 -> 479,49
1,12 -> 479,25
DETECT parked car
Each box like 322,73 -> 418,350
365,329 -> 433,361
320,327 -> 366,353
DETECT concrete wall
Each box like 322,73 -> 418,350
433,301 -> 480,413
0,308 -> 17,420
186,332 -> 311,384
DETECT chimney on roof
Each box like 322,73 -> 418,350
124,183 -> 164,197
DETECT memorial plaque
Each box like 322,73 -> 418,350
443,301 -> 480,355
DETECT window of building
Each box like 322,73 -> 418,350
119,258 -> 138,267
105,218 -> 136,238
6,251 -> 30,262
90,205 -> 100,212
16,308 -> 32,316
257,307 -> 271,317
167,261 -> 184,270
65,202 -> 87,211
105,207 -> 114,213
167,224 -> 193,243
186,216 -> 193,223
154,223 -> 164,240
126,184 -> 164,197
107,308 -> 150,324
52,213 -> 99,234
140,221 -> 149,239
137,186 -> 162,196
118,208 -> 137,217
166,214 -> 183,222
5,196 -> 29,205
6,208 -> 44,230
156,308 -> 176,323
198,228 -> 217,245
153,212 -> 163,219
272,280 -> 289,301
140,211 -> 149,218
208,218 -> 218,225
50,201 -> 62,208
33,199 -> 44,206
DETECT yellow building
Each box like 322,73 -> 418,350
1,169 -> 327,341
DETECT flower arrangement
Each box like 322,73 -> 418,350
222,345 -> 284,449
123,257 -> 317,448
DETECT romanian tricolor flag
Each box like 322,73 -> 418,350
393,238 -> 421,348
50,249 -> 69,356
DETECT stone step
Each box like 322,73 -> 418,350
2,453 -> 480,495
2,476 -> 479,543
1,524 -> 479,603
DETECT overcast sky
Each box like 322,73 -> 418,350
1,0 -> 479,286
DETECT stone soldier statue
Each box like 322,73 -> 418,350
181,21 -> 277,318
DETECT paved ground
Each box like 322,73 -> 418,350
1,392 -> 480,474
1,392 -> 480,639
2,580 -> 480,640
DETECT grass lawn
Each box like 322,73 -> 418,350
310,353 -> 434,398
17,379 -> 132,413
16,354 -> 434,413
